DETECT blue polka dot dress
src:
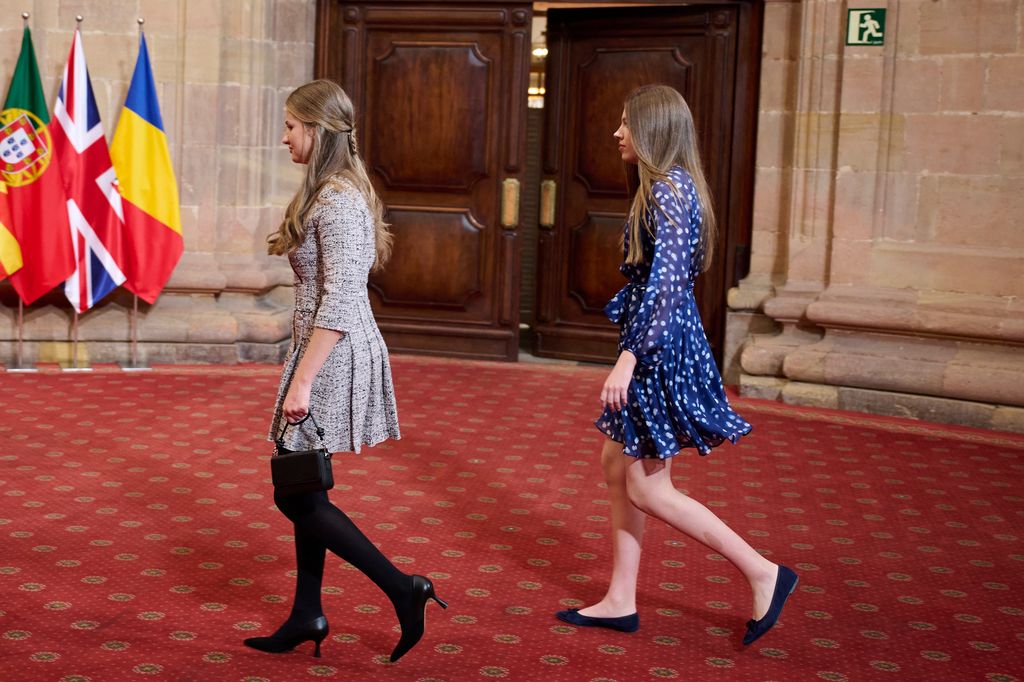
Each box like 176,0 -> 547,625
596,166 -> 752,458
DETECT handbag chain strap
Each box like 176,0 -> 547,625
276,412 -> 329,452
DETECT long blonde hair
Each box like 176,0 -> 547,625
267,79 -> 392,269
623,85 -> 716,271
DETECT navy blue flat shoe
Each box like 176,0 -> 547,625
556,608 -> 639,633
743,565 -> 798,645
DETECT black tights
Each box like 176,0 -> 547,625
274,490 -> 410,623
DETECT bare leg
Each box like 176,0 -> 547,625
624,456 -> 779,620
577,439 -> 647,618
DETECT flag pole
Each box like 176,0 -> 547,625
131,294 -> 139,367
66,310 -> 91,372
122,16 -> 152,373
129,21 -> 143,370
10,299 -> 37,372
9,12 -> 34,373
17,300 -> 23,366
68,15 -> 83,373
124,295 -> 150,371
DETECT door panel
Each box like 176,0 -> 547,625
316,1 -> 531,361
374,207 -> 484,308
534,4 -> 759,365
569,212 -> 625,313
574,49 -> 694,195
368,43 -> 490,189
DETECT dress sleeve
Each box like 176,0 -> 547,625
312,187 -> 370,333
620,180 -> 695,367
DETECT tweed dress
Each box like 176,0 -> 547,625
595,166 -> 751,459
268,178 -> 401,454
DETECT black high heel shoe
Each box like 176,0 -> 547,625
243,615 -> 330,658
389,575 -> 448,663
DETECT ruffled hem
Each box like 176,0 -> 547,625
268,321 -> 401,455
594,362 -> 751,459
595,408 -> 749,459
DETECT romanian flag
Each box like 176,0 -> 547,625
110,32 -> 182,304
0,181 -> 23,280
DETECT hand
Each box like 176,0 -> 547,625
601,351 -> 637,412
282,381 -> 311,423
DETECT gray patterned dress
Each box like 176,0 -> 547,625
268,178 -> 401,454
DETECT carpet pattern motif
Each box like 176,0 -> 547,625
1,357 -> 1022,681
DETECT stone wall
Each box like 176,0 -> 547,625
0,0 -> 314,366
727,0 -> 1024,433
4,0 -> 1020,434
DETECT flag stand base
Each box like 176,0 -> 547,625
10,301 -> 37,371
122,295 -> 151,371
120,363 -> 153,372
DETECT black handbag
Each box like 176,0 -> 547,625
271,413 -> 334,496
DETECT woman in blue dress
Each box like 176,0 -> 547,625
556,85 -> 797,646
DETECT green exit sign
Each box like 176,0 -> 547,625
847,8 -> 886,45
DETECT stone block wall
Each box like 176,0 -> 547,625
0,0 -> 314,366
3,0 -> 1019,436
728,0 -> 1024,433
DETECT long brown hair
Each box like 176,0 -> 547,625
622,85 -> 716,271
267,79 -> 392,269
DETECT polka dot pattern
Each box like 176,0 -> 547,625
598,166 -> 751,458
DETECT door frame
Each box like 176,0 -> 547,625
314,0 -> 764,364
531,0 -> 763,364
314,0 -> 533,361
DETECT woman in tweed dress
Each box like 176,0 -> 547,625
243,79 -> 446,663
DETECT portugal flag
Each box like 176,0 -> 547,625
110,31 -> 182,304
1,26 -> 75,304
0,181 -> 23,280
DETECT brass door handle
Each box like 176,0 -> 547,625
501,178 -> 520,229
539,179 -> 556,229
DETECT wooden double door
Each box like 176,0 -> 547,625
315,1 -> 760,363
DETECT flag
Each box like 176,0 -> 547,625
52,29 -> 126,313
1,27 -> 75,304
110,31 -> 182,304
0,181 -> 23,280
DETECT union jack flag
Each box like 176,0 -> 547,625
52,29 -> 125,313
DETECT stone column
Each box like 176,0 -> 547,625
728,0 -> 836,391
729,0 -> 1024,432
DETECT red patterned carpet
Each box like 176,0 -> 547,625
1,356 -> 1023,682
